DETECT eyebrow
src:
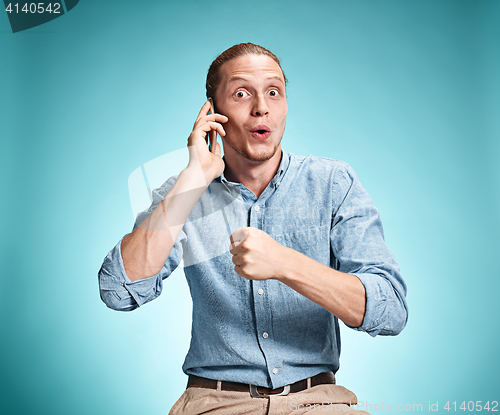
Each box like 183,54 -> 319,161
226,75 -> 285,84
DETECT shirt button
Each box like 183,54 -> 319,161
272,368 -> 278,374
254,205 -> 260,212
258,289 -> 264,295
262,332 -> 269,339
276,181 -> 280,186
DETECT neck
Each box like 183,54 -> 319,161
223,146 -> 282,198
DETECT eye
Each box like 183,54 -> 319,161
234,90 -> 249,98
268,89 -> 279,97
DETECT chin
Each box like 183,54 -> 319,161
223,132 -> 283,163
240,143 -> 280,163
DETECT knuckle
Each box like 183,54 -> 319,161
241,254 -> 253,266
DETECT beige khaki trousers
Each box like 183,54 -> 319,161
169,383 -> 371,415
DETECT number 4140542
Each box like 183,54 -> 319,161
444,401 -> 498,411
5,3 -> 61,14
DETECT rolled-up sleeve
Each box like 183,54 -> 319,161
98,176 -> 185,311
330,163 -> 408,336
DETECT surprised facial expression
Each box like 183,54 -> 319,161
214,54 -> 288,163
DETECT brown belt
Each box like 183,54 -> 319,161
187,372 -> 335,397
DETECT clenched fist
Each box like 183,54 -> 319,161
229,227 -> 289,281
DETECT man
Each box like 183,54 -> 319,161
98,43 -> 408,414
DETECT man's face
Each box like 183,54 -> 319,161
214,54 -> 288,163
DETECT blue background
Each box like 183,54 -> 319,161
1,0 -> 499,413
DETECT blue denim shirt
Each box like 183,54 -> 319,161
98,151 -> 408,389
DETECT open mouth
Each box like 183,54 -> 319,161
250,125 -> 271,139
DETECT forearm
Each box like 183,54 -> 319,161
277,248 -> 366,327
121,164 -> 210,282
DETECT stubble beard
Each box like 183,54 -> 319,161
223,131 -> 284,163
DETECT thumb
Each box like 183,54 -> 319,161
230,227 -> 249,250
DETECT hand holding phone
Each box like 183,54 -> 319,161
187,101 -> 227,181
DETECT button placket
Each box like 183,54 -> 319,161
249,199 -> 281,384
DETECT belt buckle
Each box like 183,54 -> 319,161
249,384 -> 291,398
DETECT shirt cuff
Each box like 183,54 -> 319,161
347,272 -> 407,337
98,237 -> 164,310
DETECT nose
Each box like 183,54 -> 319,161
251,94 -> 269,117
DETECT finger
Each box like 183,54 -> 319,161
231,254 -> 242,266
194,101 -> 211,124
231,241 -> 249,254
230,228 -> 249,249
234,265 -> 243,277
197,121 -> 226,138
229,241 -> 240,254
209,97 -> 215,115
206,113 -> 228,123
214,140 -> 222,157
187,122 -> 226,149
234,264 -> 252,280
193,114 -> 228,132
230,228 -> 247,245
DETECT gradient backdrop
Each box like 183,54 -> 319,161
1,0 -> 499,414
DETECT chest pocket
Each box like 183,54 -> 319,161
274,224 -> 330,265
266,202 -> 330,263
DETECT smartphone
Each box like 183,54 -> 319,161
208,97 -> 217,154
